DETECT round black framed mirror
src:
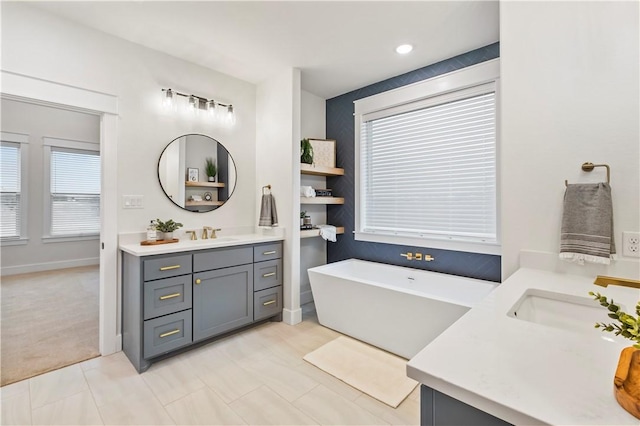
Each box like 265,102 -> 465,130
158,134 -> 237,212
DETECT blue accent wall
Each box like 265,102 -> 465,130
325,43 -> 502,282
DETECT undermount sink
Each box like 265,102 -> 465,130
508,289 -> 623,338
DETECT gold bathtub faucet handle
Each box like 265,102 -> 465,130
425,254 -> 435,262
414,253 -> 423,261
401,252 -> 413,260
593,275 -> 640,289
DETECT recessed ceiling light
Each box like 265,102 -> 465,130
395,44 -> 413,54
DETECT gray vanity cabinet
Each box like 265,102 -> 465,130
122,241 -> 283,373
193,264 -> 253,341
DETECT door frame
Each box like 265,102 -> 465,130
1,70 -> 120,355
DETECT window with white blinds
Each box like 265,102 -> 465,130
355,60 -> 500,253
47,145 -> 100,237
0,142 -> 22,239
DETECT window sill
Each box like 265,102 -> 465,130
42,235 -> 99,244
354,232 -> 501,256
1,238 -> 29,246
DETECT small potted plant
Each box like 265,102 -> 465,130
301,138 -> 313,164
205,157 -> 217,182
590,291 -> 640,418
300,211 -> 306,227
155,218 -> 183,240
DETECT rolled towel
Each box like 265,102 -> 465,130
300,185 -> 316,198
559,183 -> 615,265
317,224 -> 337,242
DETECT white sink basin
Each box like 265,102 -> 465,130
508,289 -> 621,337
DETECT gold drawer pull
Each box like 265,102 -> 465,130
159,329 -> 180,338
263,300 -> 276,306
159,265 -> 180,271
262,250 -> 276,255
262,272 -> 276,278
195,279 -> 201,285
159,292 -> 181,300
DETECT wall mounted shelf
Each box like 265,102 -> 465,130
300,197 -> 344,205
185,181 -> 226,188
300,226 -> 345,239
185,200 -> 224,207
300,164 -> 344,177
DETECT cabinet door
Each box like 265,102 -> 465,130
193,264 -> 253,342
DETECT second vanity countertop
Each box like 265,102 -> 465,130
407,267 -> 640,425
119,232 -> 284,257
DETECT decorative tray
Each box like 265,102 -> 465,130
140,238 -> 179,246
614,347 -> 640,419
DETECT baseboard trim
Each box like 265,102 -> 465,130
1,257 -> 99,276
282,307 -> 302,325
300,289 -> 314,305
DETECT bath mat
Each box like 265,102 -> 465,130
303,336 -> 417,408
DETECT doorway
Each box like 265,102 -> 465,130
1,70 -> 120,369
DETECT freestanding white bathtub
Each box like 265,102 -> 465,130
308,259 -> 498,359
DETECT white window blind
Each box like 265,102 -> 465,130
50,147 -> 100,236
0,143 -> 21,239
360,88 -> 497,243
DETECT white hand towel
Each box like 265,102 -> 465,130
300,186 -> 316,198
317,225 -> 337,242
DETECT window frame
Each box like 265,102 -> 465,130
42,137 -> 100,243
354,59 -> 501,255
0,131 -> 29,245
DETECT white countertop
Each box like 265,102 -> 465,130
119,233 -> 284,256
407,267 -> 640,425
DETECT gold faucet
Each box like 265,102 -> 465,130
185,230 -> 197,240
202,226 -> 212,239
593,275 -> 640,289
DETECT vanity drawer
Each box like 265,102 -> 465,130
144,254 -> 192,281
143,275 -> 192,320
254,286 -> 282,321
143,310 -> 192,359
253,242 -> 282,262
254,259 -> 282,291
193,246 -> 253,272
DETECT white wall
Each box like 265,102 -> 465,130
300,90 -> 327,304
256,68 -> 302,324
501,1 -> 640,279
1,3 -> 257,238
1,99 -> 101,274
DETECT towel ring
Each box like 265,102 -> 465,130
262,184 -> 272,195
564,162 -> 611,187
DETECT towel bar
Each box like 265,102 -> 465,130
564,162 -> 610,187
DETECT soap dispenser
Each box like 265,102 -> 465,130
146,220 -> 158,242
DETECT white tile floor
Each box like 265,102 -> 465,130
0,305 -> 419,425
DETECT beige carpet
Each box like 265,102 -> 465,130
303,335 -> 418,408
1,266 -> 100,386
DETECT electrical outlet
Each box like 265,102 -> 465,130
622,231 -> 640,258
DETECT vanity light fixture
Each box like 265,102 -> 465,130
161,88 -> 235,125
395,44 -> 413,54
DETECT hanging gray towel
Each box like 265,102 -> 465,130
559,183 -> 615,265
259,194 -> 278,227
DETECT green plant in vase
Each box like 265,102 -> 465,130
205,157 -> 217,182
301,139 -> 313,164
155,218 -> 183,240
589,291 -> 640,348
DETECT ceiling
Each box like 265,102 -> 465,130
30,1 -> 499,99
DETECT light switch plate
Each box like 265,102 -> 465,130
123,195 -> 144,209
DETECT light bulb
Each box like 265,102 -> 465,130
188,95 -> 198,113
226,105 -> 236,125
207,100 -> 217,117
162,89 -> 174,109
395,44 -> 413,54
